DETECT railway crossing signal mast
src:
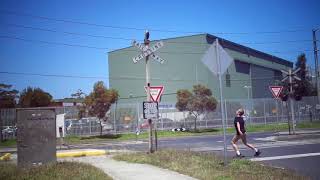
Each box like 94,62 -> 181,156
132,31 -> 165,153
281,68 -> 301,134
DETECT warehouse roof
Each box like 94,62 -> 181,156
109,33 -> 293,68
207,34 -> 293,67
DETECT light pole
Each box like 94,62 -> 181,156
313,29 -> 319,103
244,85 -> 252,123
244,85 -> 251,100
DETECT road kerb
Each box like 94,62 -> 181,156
57,149 -> 107,158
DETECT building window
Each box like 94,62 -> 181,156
235,60 -> 250,74
274,70 -> 282,81
226,73 -> 231,87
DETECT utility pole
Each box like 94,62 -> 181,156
281,68 -> 301,135
313,29 -> 319,103
144,30 -> 154,153
289,69 -> 296,134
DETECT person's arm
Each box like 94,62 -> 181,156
236,122 -> 243,135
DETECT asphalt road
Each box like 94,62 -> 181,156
242,144 -> 320,180
72,131 -> 320,179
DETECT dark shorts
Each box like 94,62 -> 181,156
236,130 -> 246,135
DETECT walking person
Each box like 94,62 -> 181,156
231,108 -> 261,157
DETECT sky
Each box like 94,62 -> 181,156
0,0 -> 319,99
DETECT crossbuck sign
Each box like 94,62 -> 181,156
281,68 -> 301,82
132,40 -> 165,64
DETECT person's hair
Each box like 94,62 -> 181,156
237,108 -> 244,116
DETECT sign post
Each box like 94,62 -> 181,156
201,39 -> 233,165
132,31 -> 165,153
281,68 -> 301,134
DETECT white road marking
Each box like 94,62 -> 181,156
254,136 -> 277,141
189,139 -> 320,152
250,152 -> 320,161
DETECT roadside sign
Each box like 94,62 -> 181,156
269,86 -> 283,99
144,86 -> 164,102
132,40 -> 165,64
281,68 -> 301,82
149,41 -> 164,52
133,54 -> 145,63
150,54 -> 165,64
143,101 -> 159,119
201,40 -> 233,76
132,40 -> 145,51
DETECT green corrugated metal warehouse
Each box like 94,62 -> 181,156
108,34 -> 293,103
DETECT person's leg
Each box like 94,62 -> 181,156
241,134 -> 261,156
231,135 -> 241,155
240,134 -> 256,150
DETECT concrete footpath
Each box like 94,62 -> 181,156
1,149 -> 198,180
63,155 -> 198,180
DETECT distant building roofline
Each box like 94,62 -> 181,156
206,34 -> 293,67
108,33 -> 293,67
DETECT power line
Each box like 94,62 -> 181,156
2,23 -> 315,45
0,71 -> 303,82
0,71 -> 107,79
0,35 -> 314,55
0,35 -> 107,50
3,23 -> 133,41
0,9 -> 310,35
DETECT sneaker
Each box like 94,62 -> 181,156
254,150 -> 261,157
236,154 -> 245,158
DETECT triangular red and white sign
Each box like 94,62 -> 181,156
269,86 -> 283,99
144,86 -> 164,102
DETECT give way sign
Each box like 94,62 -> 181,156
144,86 -> 164,102
269,86 -> 283,99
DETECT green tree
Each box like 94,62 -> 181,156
279,54 -> 316,101
85,81 -> 118,135
176,84 -> 217,131
71,89 -> 86,119
19,87 -> 52,107
0,84 -> 19,108
293,53 -> 316,99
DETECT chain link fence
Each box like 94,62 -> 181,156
1,96 -> 320,139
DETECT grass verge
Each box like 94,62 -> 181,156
297,121 -> 320,129
113,150 -> 308,180
2,121 -> 320,146
0,139 -> 16,147
0,161 -> 112,180
65,121 -> 320,144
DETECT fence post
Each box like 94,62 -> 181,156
0,109 -> 2,142
225,99 -> 228,128
264,99 -> 267,125
113,101 -> 117,134
136,102 -> 140,131
297,103 -> 301,123
205,114 -> 208,128
89,119 -> 92,135
183,111 -> 186,129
